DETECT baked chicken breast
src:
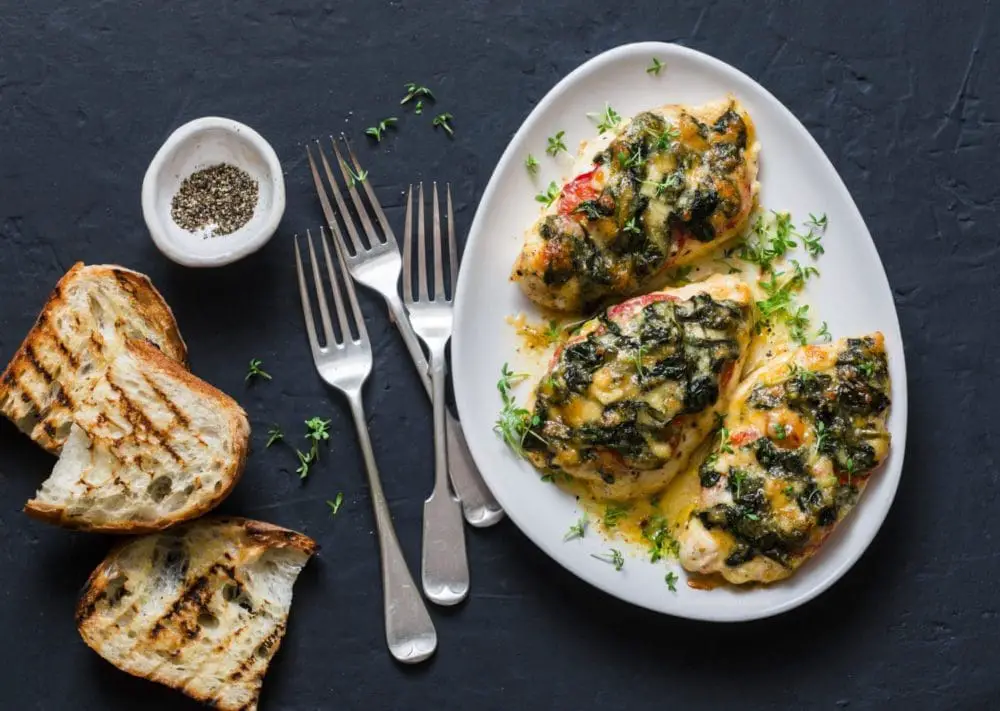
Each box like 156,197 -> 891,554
523,275 -> 753,499
678,334 -> 892,584
512,98 -> 760,313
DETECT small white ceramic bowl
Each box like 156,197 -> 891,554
142,116 -> 286,267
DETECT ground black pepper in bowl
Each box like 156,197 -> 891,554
170,163 -> 259,237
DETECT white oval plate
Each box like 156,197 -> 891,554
452,42 -> 907,621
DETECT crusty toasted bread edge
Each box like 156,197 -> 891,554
23,340 -> 250,533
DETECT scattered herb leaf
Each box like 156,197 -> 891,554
432,112 -> 454,136
589,103 -> 622,134
564,515 -> 588,541
401,82 -> 434,105
364,117 -> 398,143
246,358 -> 272,383
265,425 -> 284,448
345,164 -> 368,188
305,417 -> 332,463
494,363 -> 545,455
591,548 -> 625,571
546,130 -> 567,156
535,181 -> 561,207
603,502 -> 630,529
295,449 -> 314,479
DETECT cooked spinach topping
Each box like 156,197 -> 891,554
537,102 -> 752,308
524,293 -> 747,475
696,337 -> 890,570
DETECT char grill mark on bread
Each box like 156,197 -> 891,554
0,263 -> 188,453
24,340 -> 250,533
76,518 -> 316,711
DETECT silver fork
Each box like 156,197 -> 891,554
294,227 -> 437,663
404,182 -> 469,606
306,138 -> 503,528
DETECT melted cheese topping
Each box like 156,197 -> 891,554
678,334 -> 892,584
523,275 -> 752,500
512,97 -> 761,313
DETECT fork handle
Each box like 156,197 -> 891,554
347,394 -> 437,664
421,345 -> 470,606
385,295 -> 504,527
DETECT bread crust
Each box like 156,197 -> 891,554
23,340 -> 250,533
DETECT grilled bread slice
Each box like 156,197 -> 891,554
25,339 -> 249,532
0,262 -> 187,453
77,517 -> 317,711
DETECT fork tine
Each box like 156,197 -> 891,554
316,139 -> 365,254
294,237 -> 322,354
343,137 -> 397,245
446,184 -> 458,299
332,137 -> 383,248
317,227 -> 353,344
305,144 -> 340,242
402,185 -> 414,305
432,182 -> 444,301
331,231 -> 370,344
417,182 -> 428,301
306,230 -> 337,347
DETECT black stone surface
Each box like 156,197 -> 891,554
1,1 -> 998,709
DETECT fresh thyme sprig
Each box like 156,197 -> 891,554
245,358 -> 271,383
739,211 -> 827,271
525,153 -> 540,174
591,548 -> 625,571
295,449 -> 314,479
535,181 -> 561,207
589,103 -> 622,134
655,124 -> 681,150
493,363 -> 544,456
401,82 -> 434,105
265,425 -> 284,448
755,267 -> 821,345
603,502 -> 630,529
432,112 -> 454,137
345,165 -> 368,188
305,417 -> 331,462
364,117 -> 397,143
326,492 -> 344,517
647,57 -> 666,76
564,515 -> 588,541
546,130 -> 567,156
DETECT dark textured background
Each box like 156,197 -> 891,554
1,1 -> 998,709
